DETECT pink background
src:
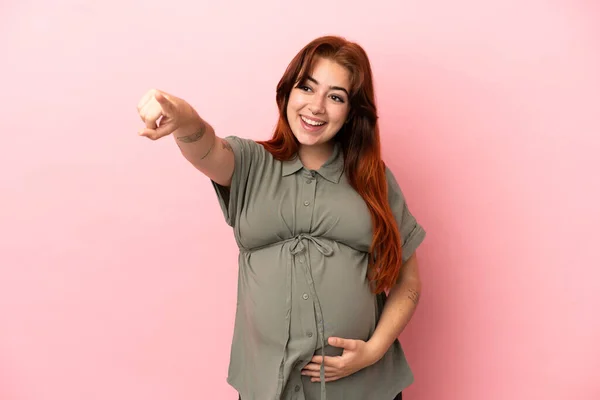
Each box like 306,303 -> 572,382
1,1 -> 599,399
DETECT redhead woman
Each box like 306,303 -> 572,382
136,35 -> 426,400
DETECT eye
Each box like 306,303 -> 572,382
330,95 -> 345,103
297,85 -> 312,92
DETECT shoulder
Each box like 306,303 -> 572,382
384,164 -> 405,202
222,135 -> 264,153
222,135 -> 272,162
222,135 -> 278,180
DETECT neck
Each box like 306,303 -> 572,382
298,142 -> 335,170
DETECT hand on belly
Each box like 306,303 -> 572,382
300,337 -> 380,383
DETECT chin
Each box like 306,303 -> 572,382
290,122 -> 339,148
293,131 -> 326,147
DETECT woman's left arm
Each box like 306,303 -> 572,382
366,252 -> 422,362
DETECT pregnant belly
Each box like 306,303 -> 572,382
308,247 -> 379,355
241,243 -> 380,355
317,280 -> 378,356
246,280 -> 377,351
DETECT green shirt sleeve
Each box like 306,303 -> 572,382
385,166 -> 427,263
211,135 -> 266,227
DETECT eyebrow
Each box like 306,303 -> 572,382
306,75 -> 349,96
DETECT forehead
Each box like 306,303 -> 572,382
306,57 -> 351,89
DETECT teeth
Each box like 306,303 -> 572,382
301,116 -> 325,126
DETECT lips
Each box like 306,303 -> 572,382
300,115 -> 327,132
301,115 -> 325,125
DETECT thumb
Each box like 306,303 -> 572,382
139,120 -> 175,140
154,91 -> 176,114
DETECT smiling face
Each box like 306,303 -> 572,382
286,57 -> 351,149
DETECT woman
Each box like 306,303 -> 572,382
137,35 -> 426,400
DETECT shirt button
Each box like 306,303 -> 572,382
302,293 -> 309,300
304,201 -> 310,206
298,257 -> 304,263
307,331 -> 313,337
306,179 -> 312,184
295,385 -> 301,392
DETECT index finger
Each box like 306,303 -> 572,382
311,355 -> 342,368
137,90 -> 155,112
154,91 -> 176,115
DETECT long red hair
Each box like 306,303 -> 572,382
258,36 -> 402,294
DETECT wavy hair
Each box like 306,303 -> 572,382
258,36 -> 402,294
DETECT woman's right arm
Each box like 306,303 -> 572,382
136,89 -> 234,187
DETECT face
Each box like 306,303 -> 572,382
286,57 -> 351,148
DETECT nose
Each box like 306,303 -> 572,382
308,95 -> 326,115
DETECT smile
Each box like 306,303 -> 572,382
301,116 -> 326,126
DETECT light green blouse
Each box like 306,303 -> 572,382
211,136 -> 426,400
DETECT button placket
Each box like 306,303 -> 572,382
289,171 -> 326,399
293,248 -> 317,353
300,170 -> 317,231
285,251 -> 316,400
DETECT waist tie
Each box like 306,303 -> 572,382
289,234 -> 332,400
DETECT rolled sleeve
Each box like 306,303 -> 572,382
385,166 -> 426,263
211,135 -> 260,227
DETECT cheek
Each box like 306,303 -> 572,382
331,107 -> 349,125
287,94 -> 303,113
286,97 -> 303,129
